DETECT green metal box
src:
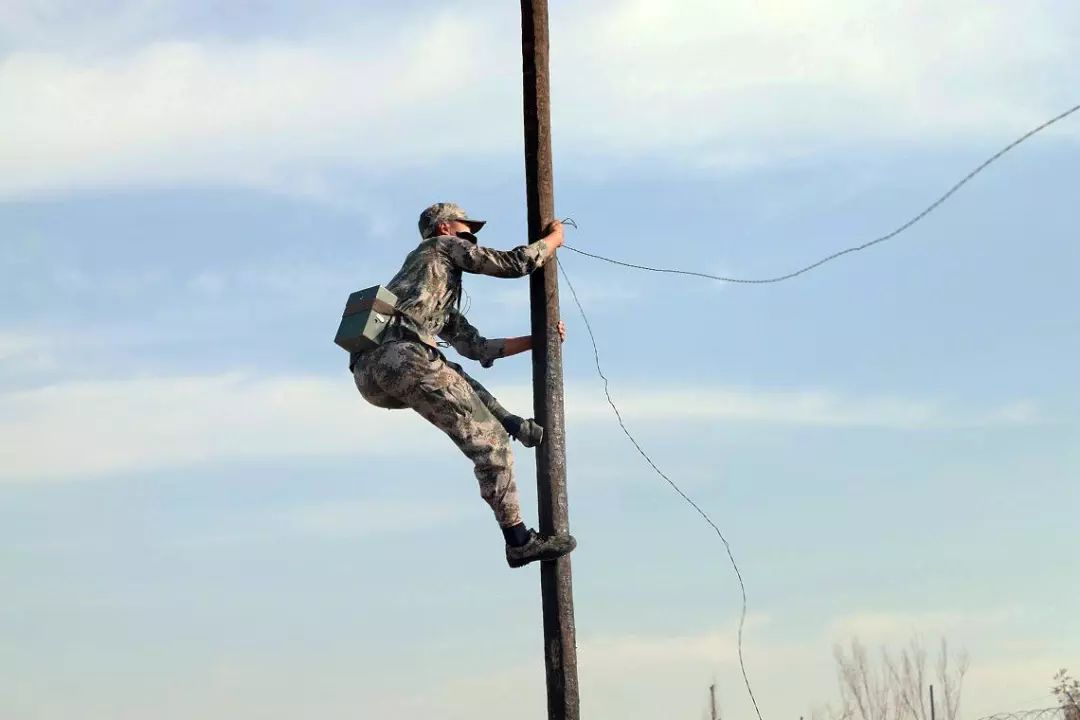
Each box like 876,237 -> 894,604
334,285 -> 399,353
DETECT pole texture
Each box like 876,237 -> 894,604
520,2 -> 579,718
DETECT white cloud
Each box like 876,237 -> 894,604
828,608 -> 1022,645
565,386 -> 1043,430
0,372 -> 434,482
0,9 -> 521,197
177,499 -> 470,547
0,1 -> 1076,198
279,498 -> 464,538
0,370 -> 1040,482
0,331 -> 35,360
0,331 -> 59,374
555,0 -> 1079,161
577,620 -> 765,669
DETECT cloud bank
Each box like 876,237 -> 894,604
0,371 -> 1040,482
0,0 -> 1076,198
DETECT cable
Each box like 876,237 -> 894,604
556,256 -> 765,720
564,103 -> 1080,284
553,102 -> 1077,719
974,709 -> 1066,720
460,286 -> 473,316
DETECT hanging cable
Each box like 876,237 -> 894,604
564,103 -> 1079,284
550,100 -> 1077,720
556,255 -> 765,720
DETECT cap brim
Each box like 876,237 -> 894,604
463,219 -> 486,233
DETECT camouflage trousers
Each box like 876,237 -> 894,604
352,340 -> 523,528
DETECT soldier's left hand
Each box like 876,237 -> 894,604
556,320 -> 567,343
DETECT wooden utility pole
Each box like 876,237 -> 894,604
521,2 -> 579,719
710,683 -> 720,720
929,685 -> 936,720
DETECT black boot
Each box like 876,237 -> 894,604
502,415 -> 544,448
505,529 -> 577,569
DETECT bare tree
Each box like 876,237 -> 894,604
700,680 -> 721,720
936,640 -> 967,720
1053,669 -> 1080,720
824,637 -> 969,720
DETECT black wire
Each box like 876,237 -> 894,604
460,286 -> 473,316
564,103 -> 1080,284
552,102 -> 1077,719
976,710 -> 1066,720
556,257 -> 765,720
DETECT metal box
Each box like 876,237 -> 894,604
334,285 -> 399,353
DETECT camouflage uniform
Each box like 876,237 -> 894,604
352,230 -> 554,528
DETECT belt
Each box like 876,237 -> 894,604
348,322 -> 439,373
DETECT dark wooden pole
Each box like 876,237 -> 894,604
521,2 -> 579,719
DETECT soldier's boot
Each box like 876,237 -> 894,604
501,415 -> 544,448
505,528 -> 577,569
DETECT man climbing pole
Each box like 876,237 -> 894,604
350,202 -> 578,568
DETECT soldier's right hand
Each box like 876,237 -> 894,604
543,220 -> 565,248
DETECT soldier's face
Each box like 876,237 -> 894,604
447,220 -> 477,243
435,220 -> 466,235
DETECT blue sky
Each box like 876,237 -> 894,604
1,1 -> 1077,719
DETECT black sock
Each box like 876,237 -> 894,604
502,522 -> 530,547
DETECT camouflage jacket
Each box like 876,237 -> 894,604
361,233 -> 554,368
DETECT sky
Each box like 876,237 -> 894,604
1,1 -> 1078,718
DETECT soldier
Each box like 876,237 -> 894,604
351,202 -> 577,568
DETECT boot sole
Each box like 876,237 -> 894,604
506,537 -> 577,568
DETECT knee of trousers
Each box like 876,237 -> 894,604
472,436 -> 514,488
476,465 -> 520,519
467,431 -> 513,472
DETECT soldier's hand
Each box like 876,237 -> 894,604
544,220 -> 565,248
556,320 -> 567,343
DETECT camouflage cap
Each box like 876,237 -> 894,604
418,202 -> 487,238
